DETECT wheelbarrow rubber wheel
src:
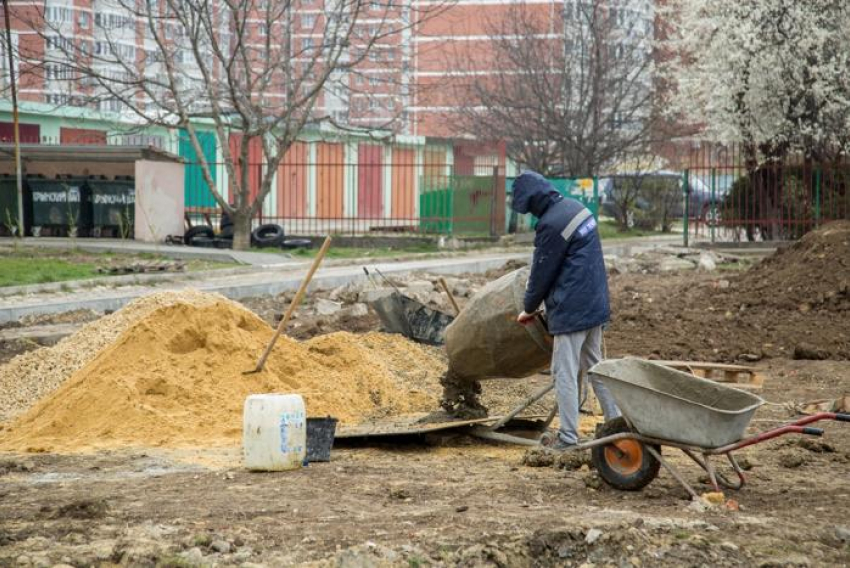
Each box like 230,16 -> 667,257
591,417 -> 660,491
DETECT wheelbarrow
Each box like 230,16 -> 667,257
574,358 -> 850,498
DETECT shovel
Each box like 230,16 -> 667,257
244,235 -> 332,374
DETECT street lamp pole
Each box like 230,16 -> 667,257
2,0 -> 23,237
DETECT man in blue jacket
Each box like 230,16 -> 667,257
511,171 -> 621,450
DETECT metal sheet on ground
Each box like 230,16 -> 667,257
336,412 -> 545,439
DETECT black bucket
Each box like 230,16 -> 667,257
306,417 -> 338,462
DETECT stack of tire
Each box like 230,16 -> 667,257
183,213 -> 237,249
183,224 -> 216,248
250,223 -> 285,248
184,215 -> 308,249
215,213 -> 234,249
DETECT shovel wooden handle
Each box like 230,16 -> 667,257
439,277 -> 460,315
249,236 -> 332,373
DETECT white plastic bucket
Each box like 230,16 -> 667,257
243,394 -> 307,471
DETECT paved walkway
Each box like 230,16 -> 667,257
0,236 -> 682,323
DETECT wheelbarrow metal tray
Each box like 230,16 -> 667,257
589,358 -> 765,449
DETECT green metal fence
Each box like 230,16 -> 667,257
684,158 -> 850,244
504,176 -> 599,232
419,174 -> 504,235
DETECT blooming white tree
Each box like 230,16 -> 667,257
662,0 -> 850,162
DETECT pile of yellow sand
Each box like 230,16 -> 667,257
0,296 -> 445,452
0,290 -> 230,421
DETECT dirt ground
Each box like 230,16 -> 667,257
1,357 -> 849,567
2,252 -> 850,566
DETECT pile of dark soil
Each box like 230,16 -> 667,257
607,221 -> 850,362
733,220 -> 850,311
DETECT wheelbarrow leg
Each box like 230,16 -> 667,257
702,454 -> 721,493
724,454 -> 746,489
682,449 -> 746,491
645,445 -> 699,500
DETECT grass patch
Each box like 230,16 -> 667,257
0,247 -> 234,288
0,256 -> 98,287
717,261 -> 753,271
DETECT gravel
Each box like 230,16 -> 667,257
0,289 -> 229,422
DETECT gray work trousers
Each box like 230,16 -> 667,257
552,326 -> 621,444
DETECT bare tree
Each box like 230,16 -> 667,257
13,0 -> 442,249
452,0 -> 658,178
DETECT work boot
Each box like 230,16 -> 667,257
548,438 -> 579,452
539,430 -> 579,452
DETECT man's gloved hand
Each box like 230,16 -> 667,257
516,311 -> 536,325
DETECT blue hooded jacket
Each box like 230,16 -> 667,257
511,171 -> 610,335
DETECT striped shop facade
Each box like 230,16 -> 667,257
0,102 -> 508,236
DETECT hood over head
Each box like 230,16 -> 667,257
510,171 -> 563,217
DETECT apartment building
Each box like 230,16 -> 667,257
0,0 -> 414,136
411,0 -> 656,138
0,0 -> 653,141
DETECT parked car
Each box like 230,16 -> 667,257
599,171 -> 729,229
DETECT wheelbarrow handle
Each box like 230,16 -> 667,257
801,427 -> 824,437
835,413 -> 850,422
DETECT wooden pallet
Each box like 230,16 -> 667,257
655,360 -> 765,390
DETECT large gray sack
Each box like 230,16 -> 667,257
445,267 -> 553,381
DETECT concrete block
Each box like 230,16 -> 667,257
659,257 -> 696,272
698,252 -> 718,271
340,303 -> 369,318
403,280 -> 435,296
359,288 -> 394,304
315,298 -> 343,315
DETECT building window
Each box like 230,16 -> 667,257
45,5 -> 73,23
95,12 -> 135,30
368,51 -> 378,62
46,92 -> 73,105
46,35 -> 74,52
78,11 -> 89,28
302,14 -> 316,29
369,76 -> 378,86
100,98 -> 123,112
302,37 -> 314,50
258,23 -> 267,36
45,63 -> 74,81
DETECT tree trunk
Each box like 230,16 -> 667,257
231,209 -> 253,251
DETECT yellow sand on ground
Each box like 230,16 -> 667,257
0,298 -> 445,452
